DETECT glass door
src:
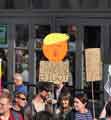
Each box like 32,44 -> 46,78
83,25 -> 103,117
14,24 -> 29,83
56,24 -> 77,90
34,24 -> 51,81
56,19 -> 103,117
0,24 -> 8,88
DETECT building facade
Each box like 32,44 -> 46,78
0,0 -> 111,116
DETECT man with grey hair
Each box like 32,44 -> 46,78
14,73 -> 27,95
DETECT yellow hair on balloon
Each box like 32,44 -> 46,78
43,33 -> 69,45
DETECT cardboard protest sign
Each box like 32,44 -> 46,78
39,61 -> 69,84
85,48 -> 102,81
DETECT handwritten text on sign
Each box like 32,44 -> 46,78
39,61 -> 69,84
85,48 -> 102,82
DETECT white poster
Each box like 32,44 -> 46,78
104,74 -> 111,96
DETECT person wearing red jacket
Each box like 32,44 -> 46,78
0,89 -> 24,120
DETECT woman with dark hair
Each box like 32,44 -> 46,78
70,93 -> 93,120
55,92 -> 72,120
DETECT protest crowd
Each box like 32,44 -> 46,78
0,33 -> 108,120
0,72 -> 110,120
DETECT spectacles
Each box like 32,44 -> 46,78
17,96 -> 26,101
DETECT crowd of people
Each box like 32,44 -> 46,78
0,73 -> 110,120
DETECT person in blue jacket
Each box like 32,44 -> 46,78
14,73 -> 27,96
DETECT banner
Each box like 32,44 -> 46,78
39,61 -> 69,84
85,48 -> 102,81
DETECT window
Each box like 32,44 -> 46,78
108,0 -> 111,8
34,25 -> 50,81
5,0 -> 28,9
60,25 -> 77,86
15,24 -> 29,82
84,26 -> 101,99
5,0 -> 14,9
15,24 -> 29,47
105,25 -> 111,64
35,25 -> 50,49
60,0 -> 70,8
80,0 -> 99,9
0,24 -> 8,88
84,26 -> 102,116
84,26 -> 100,48
32,0 -> 50,9
0,25 -> 8,45
0,48 -> 8,88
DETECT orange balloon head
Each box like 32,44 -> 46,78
42,33 -> 69,62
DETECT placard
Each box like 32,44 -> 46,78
39,61 -> 69,84
104,75 -> 111,96
85,48 -> 102,81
